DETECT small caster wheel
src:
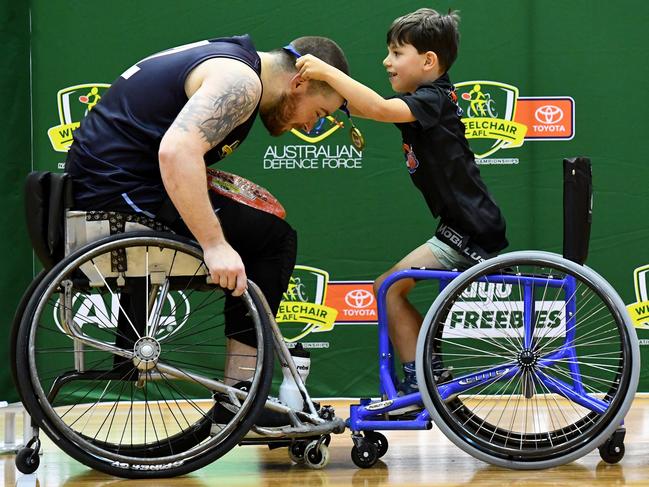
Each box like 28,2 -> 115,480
304,440 -> 330,469
364,431 -> 388,458
351,440 -> 378,468
288,441 -> 307,464
599,441 -> 625,464
15,447 -> 40,474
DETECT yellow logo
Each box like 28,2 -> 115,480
627,264 -> 649,328
276,265 -> 338,342
47,83 -> 110,152
290,116 -> 343,144
456,81 -> 528,158
220,140 -> 240,158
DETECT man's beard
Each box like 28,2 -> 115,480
259,92 -> 301,137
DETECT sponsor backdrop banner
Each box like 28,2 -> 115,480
4,0 -> 648,400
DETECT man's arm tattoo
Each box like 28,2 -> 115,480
173,75 -> 259,147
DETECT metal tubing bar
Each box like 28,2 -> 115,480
438,363 -> 519,400
353,419 -> 431,431
536,369 -> 608,414
523,282 -> 534,349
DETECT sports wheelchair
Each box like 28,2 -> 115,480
12,172 -> 344,478
347,157 -> 639,469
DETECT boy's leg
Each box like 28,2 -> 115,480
373,244 -> 444,364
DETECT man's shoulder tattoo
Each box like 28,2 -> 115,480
172,74 -> 260,147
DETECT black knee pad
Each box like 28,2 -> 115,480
224,220 -> 297,347
224,297 -> 258,347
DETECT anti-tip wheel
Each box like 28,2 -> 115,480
351,440 -> 379,468
15,447 -> 40,474
304,441 -> 330,469
288,441 -> 307,464
364,431 -> 389,458
599,441 -> 625,464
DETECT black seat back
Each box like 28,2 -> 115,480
24,171 -> 73,269
563,157 -> 592,265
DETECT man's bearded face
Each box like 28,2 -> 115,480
259,92 -> 302,136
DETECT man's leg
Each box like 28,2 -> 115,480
224,338 -> 258,386
207,195 -> 297,386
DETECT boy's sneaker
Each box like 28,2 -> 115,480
397,376 -> 419,396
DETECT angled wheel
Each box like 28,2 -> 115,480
416,251 -> 639,469
15,232 -> 274,478
304,441 -> 330,469
364,431 -> 388,458
15,447 -> 40,474
351,439 -> 378,468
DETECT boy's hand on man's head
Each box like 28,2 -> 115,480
295,54 -> 333,82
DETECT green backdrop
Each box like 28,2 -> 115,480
4,0 -> 649,400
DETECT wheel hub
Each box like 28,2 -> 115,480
133,336 -> 161,370
517,349 -> 538,369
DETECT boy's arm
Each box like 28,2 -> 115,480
296,54 -> 415,124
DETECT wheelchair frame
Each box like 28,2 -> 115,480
347,253 -> 639,469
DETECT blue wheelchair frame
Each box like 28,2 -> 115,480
348,266 -> 609,433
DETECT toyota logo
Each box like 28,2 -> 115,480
534,105 -> 563,124
344,289 -> 375,309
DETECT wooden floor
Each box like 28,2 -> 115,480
4,397 -> 649,486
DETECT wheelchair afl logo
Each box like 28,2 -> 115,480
626,264 -> 649,330
52,291 -> 191,340
47,83 -> 111,153
276,265 -> 339,343
456,81 -> 528,159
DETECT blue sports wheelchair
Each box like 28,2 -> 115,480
347,157 -> 639,469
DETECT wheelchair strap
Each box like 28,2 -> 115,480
435,222 -> 490,266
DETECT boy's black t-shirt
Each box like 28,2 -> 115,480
394,73 -> 508,254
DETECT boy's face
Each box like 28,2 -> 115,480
383,43 -> 430,93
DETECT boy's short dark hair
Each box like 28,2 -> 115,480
387,8 -> 460,72
273,36 -> 349,94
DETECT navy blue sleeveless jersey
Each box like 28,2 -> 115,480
66,35 -> 261,216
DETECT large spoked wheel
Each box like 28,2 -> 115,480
416,251 -> 640,469
14,232 -> 274,478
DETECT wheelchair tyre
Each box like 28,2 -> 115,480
14,232 -> 274,478
416,251 -> 639,469
11,269 -> 47,404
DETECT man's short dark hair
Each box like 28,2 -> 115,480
274,36 -> 349,93
387,9 -> 460,72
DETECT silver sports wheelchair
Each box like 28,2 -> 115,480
12,172 -> 345,478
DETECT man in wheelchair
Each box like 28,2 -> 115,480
64,35 -> 348,386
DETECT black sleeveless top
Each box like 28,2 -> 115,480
66,35 -> 261,216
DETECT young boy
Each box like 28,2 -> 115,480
296,9 -> 508,394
